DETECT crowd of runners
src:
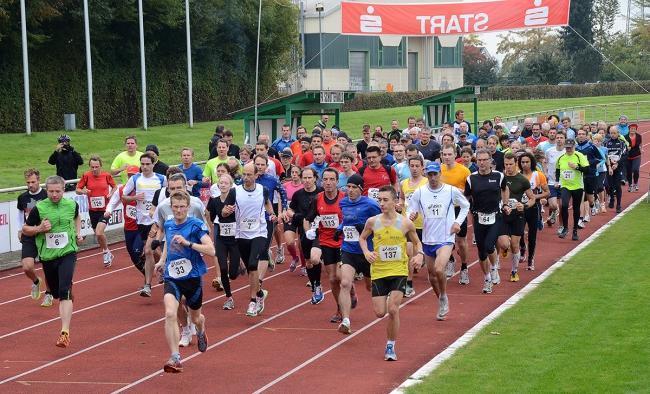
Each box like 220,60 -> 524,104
15,111 -> 643,370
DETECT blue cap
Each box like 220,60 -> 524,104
425,162 -> 441,174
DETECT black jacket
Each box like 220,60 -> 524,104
48,148 -> 83,180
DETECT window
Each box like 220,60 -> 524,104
434,37 -> 462,68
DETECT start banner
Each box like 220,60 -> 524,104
341,0 -> 571,36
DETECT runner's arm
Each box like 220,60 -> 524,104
358,218 -> 376,263
105,190 -> 121,214
452,187 -> 470,224
524,188 -> 536,208
22,207 -> 43,236
155,239 -> 168,273
121,177 -> 136,202
192,233 -> 215,257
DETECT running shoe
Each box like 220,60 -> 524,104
222,297 -> 235,310
338,319 -> 351,335
256,289 -> 268,314
300,267 -> 307,276
558,228 -> 569,239
608,199 -> 615,209
548,210 -> 557,225
31,279 -> 42,300
246,301 -> 258,317
55,331 -> 70,348
628,185 -> 633,193
212,277 -> 224,292
436,294 -> 449,321
459,269 -> 470,285
556,225 -> 565,236
289,258 -> 298,272
41,293 -> 54,307
103,251 -> 113,268
163,357 -> 183,373
306,280 -> 312,288
572,229 -> 579,241
330,311 -> 342,323
634,184 -> 639,192
616,206 -> 622,214
510,271 -> 520,282
179,326 -> 192,347
482,280 -> 493,294
311,285 -> 325,305
519,250 -> 527,264
404,284 -> 415,298
268,252 -> 276,272
445,258 -> 455,278
577,218 -> 586,229
140,284 -> 152,297
275,246 -> 285,264
490,269 -> 500,285
196,330 -> 208,352
591,204 -> 599,217
583,213 -> 591,223
527,259 -> 535,271
384,343 -> 397,361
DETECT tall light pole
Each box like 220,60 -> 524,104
185,0 -> 193,128
20,0 -> 31,135
83,0 -> 94,129
138,0 -> 148,130
253,0 -> 262,140
316,2 -> 324,91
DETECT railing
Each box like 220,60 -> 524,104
500,100 -> 650,125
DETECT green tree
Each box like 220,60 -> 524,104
561,0 -> 601,82
592,0 -> 620,48
463,44 -> 498,85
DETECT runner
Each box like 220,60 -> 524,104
576,128 -> 602,227
305,168 -> 346,321
360,186 -> 423,361
399,156 -> 427,297
22,175 -> 83,347
545,131 -> 566,230
111,135 -> 143,185
282,165 -> 305,273
360,146 -> 399,203
233,162 -> 276,317
604,126 -> 628,213
497,153 -> 535,282
464,149 -> 510,294
122,152 -> 166,297
178,148 -> 205,197
337,174 -> 381,334
440,145 -> 472,284
154,191 -> 214,373
409,162 -> 469,320
16,168 -> 51,305
518,152 -> 549,271
76,155 -> 116,268
203,140 -> 235,184
555,139 -> 589,240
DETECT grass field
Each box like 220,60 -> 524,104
408,201 -> 650,393
0,93 -> 649,198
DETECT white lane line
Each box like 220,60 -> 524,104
0,267 -> 291,385
390,192 -> 649,393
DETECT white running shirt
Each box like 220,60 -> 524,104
234,184 -> 269,239
408,183 -> 470,245
122,173 -> 166,225
545,148 -> 565,184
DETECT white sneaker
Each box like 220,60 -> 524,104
445,259 -> 455,278
256,289 -> 268,315
437,294 -> 449,320
577,219 -> 586,229
556,226 -> 565,235
246,301 -> 258,317
103,251 -> 113,268
223,297 -> 235,310
275,246 -> 285,264
179,326 -> 192,347
490,269 -> 500,285
189,322 -> 196,336
494,257 -> 500,271
404,284 -> 415,298
583,213 -> 590,223
482,280 -> 493,294
459,269 -> 470,285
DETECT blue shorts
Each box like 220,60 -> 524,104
423,242 -> 454,258
548,185 -> 562,199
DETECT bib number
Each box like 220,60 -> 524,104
428,203 -> 444,218
368,188 -> 380,201
320,214 -> 339,228
45,232 -> 69,249
477,212 -> 496,225
608,154 -> 620,163
561,170 -> 575,181
219,222 -> 235,236
343,226 -> 359,242
168,258 -> 192,279
378,245 -> 402,261
144,200 -> 153,212
241,217 -> 259,231
126,205 -> 137,220
508,198 -> 518,210
90,196 -> 105,209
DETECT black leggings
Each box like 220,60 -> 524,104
519,204 -> 540,261
626,157 -> 641,185
215,236 -> 241,298
473,214 -> 501,261
237,237 -> 266,272
560,188 -> 583,231
607,169 -> 623,208
124,229 -> 145,275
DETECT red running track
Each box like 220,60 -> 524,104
0,127 -> 648,393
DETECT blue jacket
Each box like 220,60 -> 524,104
576,140 -> 601,176
256,174 -> 288,211
178,163 -> 205,197
271,137 -> 295,153
339,196 -> 381,254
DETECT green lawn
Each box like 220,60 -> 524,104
408,202 -> 650,393
1,93 -> 649,199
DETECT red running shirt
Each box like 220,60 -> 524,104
315,191 -> 345,248
77,171 -> 116,211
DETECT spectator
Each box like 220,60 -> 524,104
453,110 -> 471,133
618,115 -> 630,137
208,125 -> 225,159
48,134 -> 83,191
386,120 -> 401,141
145,144 -> 168,176
357,124 -> 373,159
521,117 -> 534,138
222,129 -> 240,159
317,114 -> 329,129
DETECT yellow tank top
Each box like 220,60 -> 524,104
401,177 -> 427,229
371,215 -> 409,279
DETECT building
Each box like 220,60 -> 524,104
285,0 -> 464,93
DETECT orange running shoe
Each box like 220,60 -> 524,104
56,332 -> 70,348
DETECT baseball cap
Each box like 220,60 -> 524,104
509,125 -> 519,134
58,134 -> 71,143
281,147 -> 293,158
565,139 -> 576,147
425,162 -> 441,174
145,144 -> 159,156
126,165 -> 140,175
347,174 -> 364,189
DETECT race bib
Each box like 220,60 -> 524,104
45,232 -> 69,249
477,212 -> 496,225
508,198 -> 518,210
368,188 -> 380,201
144,200 -> 153,211
241,217 -> 260,231
90,196 -> 105,209
219,222 -> 235,236
608,154 -> 620,163
168,258 -> 192,279
561,170 -> 575,181
343,226 -> 360,242
378,245 -> 402,261
126,205 -> 137,220
428,203 -> 444,218
320,214 -> 339,228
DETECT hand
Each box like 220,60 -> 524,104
305,229 -> 317,240
450,222 -> 461,235
103,211 -> 112,219
540,198 -> 547,206
409,212 -> 418,221
285,209 -> 295,220
503,205 -> 512,215
364,251 -> 378,264
202,177 -> 211,185
56,143 -> 63,152
395,201 -> 403,212
568,162 -> 577,169
135,192 -> 145,202
516,202 -> 524,212
269,214 -> 277,223
221,204 -> 235,217
76,234 -> 84,244
410,253 -> 424,271
155,261 -> 164,274
17,230 -> 23,241
172,234 -> 189,246
40,219 -> 52,233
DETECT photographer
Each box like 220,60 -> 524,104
48,135 -> 83,191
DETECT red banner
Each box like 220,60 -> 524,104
341,0 -> 571,36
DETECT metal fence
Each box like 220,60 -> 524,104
501,100 -> 650,125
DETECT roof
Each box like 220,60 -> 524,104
414,86 -> 486,105
230,90 -> 355,119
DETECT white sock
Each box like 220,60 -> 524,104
342,317 -> 350,326
484,272 -> 491,281
512,253 -> 520,273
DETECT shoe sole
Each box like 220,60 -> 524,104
139,291 -> 151,297
55,341 -> 69,348
163,365 -> 183,373
246,311 -> 258,317
384,356 -> 397,361
197,332 -> 208,352
311,296 -> 325,305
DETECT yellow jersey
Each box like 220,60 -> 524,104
401,177 -> 427,229
371,215 -> 409,279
